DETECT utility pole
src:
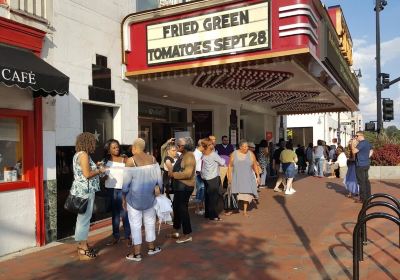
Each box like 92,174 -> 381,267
375,0 -> 383,133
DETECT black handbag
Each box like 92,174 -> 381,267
64,181 -> 90,214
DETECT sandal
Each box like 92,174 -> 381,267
126,252 -> 142,262
147,246 -> 162,255
78,247 -> 97,261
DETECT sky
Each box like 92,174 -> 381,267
322,0 -> 400,128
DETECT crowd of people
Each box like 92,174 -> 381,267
68,130 -> 373,261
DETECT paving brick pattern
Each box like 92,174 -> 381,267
0,176 -> 399,280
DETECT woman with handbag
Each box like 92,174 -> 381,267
70,132 -> 106,260
123,138 -> 163,262
227,139 -> 260,217
201,138 -> 226,221
103,139 -> 131,246
167,137 -> 196,244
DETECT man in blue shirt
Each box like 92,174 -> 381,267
351,131 -> 373,203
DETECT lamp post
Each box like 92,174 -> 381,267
375,0 -> 385,133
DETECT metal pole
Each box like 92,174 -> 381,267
376,0 -> 382,133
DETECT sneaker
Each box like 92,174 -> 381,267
291,188 -> 296,193
195,210 -> 205,215
274,188 -> 282,192
126,253 -> 142,262
166,221 -> 174,226
176,236 -> 193,244
148,246 -> 162,255
285,189 -> 294,195
259,185 -> 266,189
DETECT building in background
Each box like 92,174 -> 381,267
287,111 -> 363,147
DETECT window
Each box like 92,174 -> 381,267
0,109 -> 34,191
0,117 -> 24,182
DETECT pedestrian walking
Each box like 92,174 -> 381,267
351,131 -> 373,203
123,138 -> 163,262
103,139 -> 131,246
273,140 -> 287,192
280,142 -> 298,195
71,132 -> 106,260
227,140 -> 260,217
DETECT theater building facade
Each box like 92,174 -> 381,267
122,0 -> 359,155
0,0 -> 359,255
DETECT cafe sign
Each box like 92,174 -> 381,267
1,67 -> 37,85
146,1 -> 270,65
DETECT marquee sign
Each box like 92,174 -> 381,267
146,1 -> 270,65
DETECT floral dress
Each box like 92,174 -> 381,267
70,151 -> 100,198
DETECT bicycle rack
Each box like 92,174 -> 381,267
356,201 -> 400,261
360,193 -> 400,244
353,212 -> 400,280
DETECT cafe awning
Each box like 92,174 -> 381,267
0,43 -> 69,96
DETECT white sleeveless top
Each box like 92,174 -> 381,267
105,160 -> 125,189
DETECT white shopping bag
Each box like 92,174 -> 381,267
154,194 -> 173,234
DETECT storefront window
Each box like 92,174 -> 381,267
0,117 -> 23,182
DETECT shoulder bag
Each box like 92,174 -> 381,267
64,181 -> 90,214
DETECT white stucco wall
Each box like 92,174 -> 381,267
0,188 -> 36,256
42,0 -> 137,148
287,113 -> 354,145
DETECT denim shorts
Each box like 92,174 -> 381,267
282,163 -> 296,179
195,174 -> 205,202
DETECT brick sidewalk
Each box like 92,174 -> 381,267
0,176 -> 399,280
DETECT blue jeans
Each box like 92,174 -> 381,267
75,192 -> 95,241
315,158 -> 324,177
195,174 -> 205,202
108,188 -> 131,239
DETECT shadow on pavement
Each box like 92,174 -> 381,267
36,221 -> 278,280
328,221 -> 399,280
273,195 -> 331,280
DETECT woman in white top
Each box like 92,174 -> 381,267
103,139 -> 131,246
328,146 -> 348,178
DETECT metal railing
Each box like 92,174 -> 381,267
352,193 -> 400,280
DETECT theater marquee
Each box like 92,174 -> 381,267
146,1 -> 270,65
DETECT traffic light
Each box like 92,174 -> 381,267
365,122 -> 375,132
380,73 -> 390,89
382,98 -> 394,121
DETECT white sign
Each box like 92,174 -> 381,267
147,2 -> 270,65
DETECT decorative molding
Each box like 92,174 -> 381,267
192,68 -> 293,91
242,90 -> 319,103
273,101 -> 334,112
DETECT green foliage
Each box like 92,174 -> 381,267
363,127 -> 400,149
